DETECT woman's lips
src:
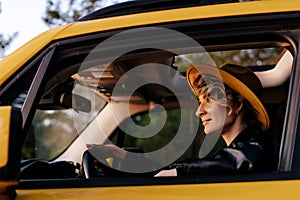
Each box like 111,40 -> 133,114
201,118 -> 211,126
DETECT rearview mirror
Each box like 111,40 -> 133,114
60,93 -> 92,113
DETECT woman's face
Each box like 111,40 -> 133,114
196,93 -> 235,135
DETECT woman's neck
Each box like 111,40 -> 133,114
221,115 -> 247,146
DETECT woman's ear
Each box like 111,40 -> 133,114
226,105 -> 234,116
236,101 -> 243,115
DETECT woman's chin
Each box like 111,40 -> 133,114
204,128 -> 222,135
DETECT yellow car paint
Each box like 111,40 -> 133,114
0,106 -> 11,168
0,106 -> 18,194
16,179 -> 300,200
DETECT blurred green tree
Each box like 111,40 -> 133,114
0,1 -> 18,58
43,0 -> 120,27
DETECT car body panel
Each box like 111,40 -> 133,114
0,106 -> 20,195
0,107 -> 18,194
0,180 -> 18,197
0,106 -> 11,168
16,180 -> 300,200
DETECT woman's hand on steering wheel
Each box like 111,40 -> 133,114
86,144 -> 127,161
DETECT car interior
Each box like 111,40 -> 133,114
17,33 -> 292,181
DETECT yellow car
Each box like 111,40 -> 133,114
1,0 -> 300,199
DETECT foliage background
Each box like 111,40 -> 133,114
0,1 -> 18,58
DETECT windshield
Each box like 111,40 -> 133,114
22,86 -> 107,161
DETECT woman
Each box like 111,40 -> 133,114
155,63 -> 277,176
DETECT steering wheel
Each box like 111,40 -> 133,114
81,150 -> 99,178
81,148 -> 126,178
81,146 -> 162,178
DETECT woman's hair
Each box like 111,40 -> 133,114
194,73 -> 263,131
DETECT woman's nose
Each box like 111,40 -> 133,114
195,103 -> 206,117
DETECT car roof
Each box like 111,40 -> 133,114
78,0 -> 245,21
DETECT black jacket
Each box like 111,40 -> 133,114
171,128 -> 277,176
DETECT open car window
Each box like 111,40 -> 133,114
19,26 -> 293,182
21,47 -> 291,177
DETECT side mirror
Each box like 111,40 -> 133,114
60,93 -> 92,113
0,107 -> 22,198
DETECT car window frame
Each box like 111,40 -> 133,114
13,11 -> 300,188
285,32 -> 300,171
